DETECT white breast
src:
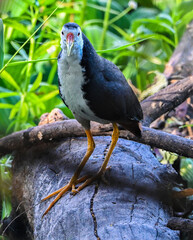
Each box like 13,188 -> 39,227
58,51 -> 108,124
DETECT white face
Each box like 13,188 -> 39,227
60,25 -> 83,58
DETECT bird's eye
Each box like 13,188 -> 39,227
61,31 -> 64,35
77,32 -> 80,36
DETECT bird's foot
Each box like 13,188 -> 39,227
70,170 -> 108,194
41,173 -> 102,218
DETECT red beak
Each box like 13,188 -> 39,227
66,32 -> 74,56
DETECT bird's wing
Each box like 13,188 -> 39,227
82,56 -> 143,123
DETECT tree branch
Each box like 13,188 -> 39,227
141,76 -> 193,126
1,119 -> 193,158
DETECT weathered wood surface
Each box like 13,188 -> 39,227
164,20 -> 193,79
1,136 -> 179,240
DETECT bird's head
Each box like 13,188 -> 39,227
60,22 -> 83,58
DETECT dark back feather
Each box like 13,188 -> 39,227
81,34 -> 143,128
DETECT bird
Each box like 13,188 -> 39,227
42,22 -> 143,216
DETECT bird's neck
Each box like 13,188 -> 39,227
80,34 -> 98,69
60,46 -> 83,64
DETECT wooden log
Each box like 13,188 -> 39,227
164,21 -> 193,79
1,137 -> 180,240
141,76 -> 193,126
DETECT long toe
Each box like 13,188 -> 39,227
42,174 -> 93,217
42,183 -> 71,217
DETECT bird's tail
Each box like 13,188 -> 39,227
118,121 -> 142,138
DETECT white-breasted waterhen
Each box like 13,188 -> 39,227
42,22 -> 143,216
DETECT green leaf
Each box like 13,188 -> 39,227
0,92 -> 19,98
40,90 -> 59,102
0,70 -> 21,91
84,25 -> 126,51
0,19 -> 4,70
109,6 -> 131,25
20,102 -> 29,120
139,33 -> 175,47
7,57 -> 57,67
132,18 -> 175,35
11,41 -> 28,60
3,18 -> 30,37
0,2 -> 62,74
158,13 -> 173,24
9,101 -> 21,120
96,38 -> 152,53
180,123 -> 193,128
2,195 -> 12,219
177,0 -> 193,18
2,0 -> 29,17
34,40 -> 59,59
30,72 -> 43,92
0,103 -> 14,109
177,10 -> 193,30
47,62 -> 57,84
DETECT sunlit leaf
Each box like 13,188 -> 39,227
40,90 -> 59,102
177,10 -> 193,30
34,40 -> 59,59
7,57 -> 57,67
0,92 -> 19,98
0,70 -> 20,91
9,102 -> 19,120
21,102 -> 29,120
0,103 -> 14,109
158,13 -> 173,24
30,72 -> 43,92
177,0 -> 193,17
3,18 -> 30,37
47,62 -> 57,84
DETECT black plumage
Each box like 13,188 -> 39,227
80,33 -> 143,136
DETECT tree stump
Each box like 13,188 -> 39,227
2,135 -> 179,240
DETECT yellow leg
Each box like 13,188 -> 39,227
42,129 -> 95,217
75,123 -> 119,192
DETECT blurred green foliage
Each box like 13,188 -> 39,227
181,158 -> 193,188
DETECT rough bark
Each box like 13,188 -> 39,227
164,20 -> 193,79
1,137 -> 179,240
141,76 -> 193,126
